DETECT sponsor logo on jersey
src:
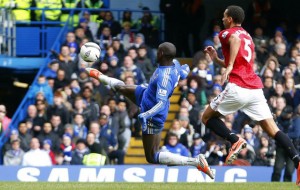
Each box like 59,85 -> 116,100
158,89 -> 167,96
222,31 -> 229,38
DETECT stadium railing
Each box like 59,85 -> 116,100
9,8 -> 164,57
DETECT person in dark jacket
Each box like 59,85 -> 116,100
71,138 -> 90,165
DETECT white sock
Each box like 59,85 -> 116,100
158,152 -> 197,166
99,75 -> 125,89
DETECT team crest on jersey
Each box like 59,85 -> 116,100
222,31 -> 229,38
158,89 -> 167,96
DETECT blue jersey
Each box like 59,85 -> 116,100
137,60 -> 189,129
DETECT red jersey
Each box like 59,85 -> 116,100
219,27 -> 263,89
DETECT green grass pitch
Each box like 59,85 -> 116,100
0,182 -> 296,190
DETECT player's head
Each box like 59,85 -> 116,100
157,42 -> 176,64
223,5 -> 245,29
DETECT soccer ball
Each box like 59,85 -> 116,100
80,42 -> 101,62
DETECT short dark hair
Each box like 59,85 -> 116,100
226,5 -> 245,24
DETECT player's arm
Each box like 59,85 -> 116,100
227,34 -> 241,72
138,70 -> 170,123
138,100 -> 166,119
222,34 -> 241,84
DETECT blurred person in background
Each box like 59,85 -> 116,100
0,104 -> 11,134
71,138 -> 90,165
22,138 -> 52,166
161,132 -> 190,157
3,139 -> 24,166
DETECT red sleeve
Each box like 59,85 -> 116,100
219,29 -> 232,45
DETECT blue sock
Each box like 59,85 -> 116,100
154,152 -> 160,164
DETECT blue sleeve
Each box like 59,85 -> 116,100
139,69 -> 171,119
156,68 -> 173,101
180,64 -> 190,80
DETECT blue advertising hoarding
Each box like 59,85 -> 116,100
0,166 -> 296,182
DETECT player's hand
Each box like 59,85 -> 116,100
138,113 -> 147,132
221,66 -> 233,85
204,46 -> 218,60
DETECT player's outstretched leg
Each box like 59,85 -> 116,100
157,151 -> 215,179
85,68 -> 125,90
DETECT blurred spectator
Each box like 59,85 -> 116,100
35,99 -> 48,123
85,132 -> 107,164
18,122 -> 32,152
161,132 -> 190,157
192,58 -> 213,88
127,47 -> 138,64
190,133 -> 207,158
116,99 -> 131,152
60,0 -> 81,26
72,113 -> 88,139
121,9 -> 136,29
186,76 -> 207,108
136,7 -> 160,48
259,56 -> 282,82
116,56 -> 146,85
70,138 -> 89,165
37,122 -> 60,152
117,21 -> 135,51
43,59 -> 59,79
62,32 -> 79,50
3,139 -> 24,166
272,42 -> 290,71
98,26 -> 112,60
206,141 -> 227,166
58,45 -> 78,80
0,104 -> 11,133
97,11 -> 122,37
243,124 -> 260,152
136,45 -> 155,82
2,129 -> 20,157
22,138 -> 52,166
76,18 -> 94,42
83,2 -> 106,23
178,115 -> 195,148
165,119 -> 188,148
274,83 -> 293,108
34,0 -> 62,22
111,37 -> 126,65
28,75 -> 53,105
82,86 -> 100,122
89,121 -> 101,143
47,91 -> 70,125
50,115 -> 64,138
130,33 -> 155,64
99,113 -> 125,164
42,139 -> 56,165
253,133 -> 275,166
68,42 -> 78,62
262,77 -> 275,100
186,89 -> 201,124
60,133 -> 75,165
54,69 -> 69,92
253,27 -> 270,64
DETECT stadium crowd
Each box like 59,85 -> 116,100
0,1 -> 300,181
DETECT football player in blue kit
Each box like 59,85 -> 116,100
86,42 -> 214,179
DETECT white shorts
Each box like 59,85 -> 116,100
210,83 -> 273,121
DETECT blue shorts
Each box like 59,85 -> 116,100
135,85 -> 164,135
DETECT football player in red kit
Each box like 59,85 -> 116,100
203,5 -> 300,186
